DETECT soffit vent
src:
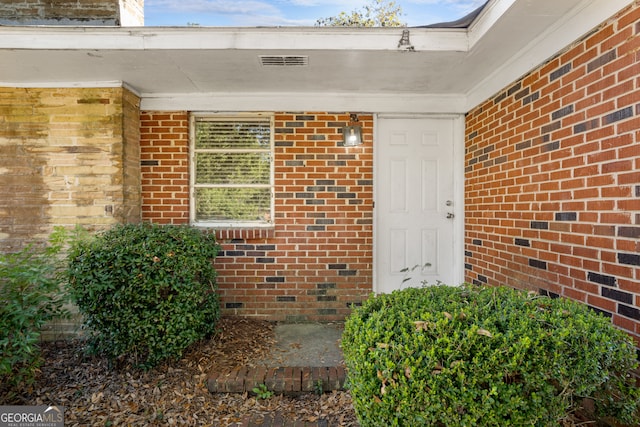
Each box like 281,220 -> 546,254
259,55 -> 309,67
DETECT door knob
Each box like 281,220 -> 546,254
447,212 -> 455,219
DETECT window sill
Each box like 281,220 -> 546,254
193,223 -> 275,241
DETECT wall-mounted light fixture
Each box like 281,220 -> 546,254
342,113 -> 363,147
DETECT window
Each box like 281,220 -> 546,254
190,114 -> 274,227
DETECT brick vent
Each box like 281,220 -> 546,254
465,3 -> 640,342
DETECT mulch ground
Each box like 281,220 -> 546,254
0,317 -> 358,426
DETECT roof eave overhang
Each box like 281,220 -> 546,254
0,0 -> 633,114
0,26 -> 473,113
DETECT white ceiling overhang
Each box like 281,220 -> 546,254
0,0 -> 632,113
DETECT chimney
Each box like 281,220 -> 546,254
119,0 -> 144,26
0,0 -> 144,26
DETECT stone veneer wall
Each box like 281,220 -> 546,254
0,86 -> 141,252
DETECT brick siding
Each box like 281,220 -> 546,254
140,112 -> 190,224
140,112 -> 373,321
465,2 -> 640,342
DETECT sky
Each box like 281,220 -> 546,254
144,0 -> 487,27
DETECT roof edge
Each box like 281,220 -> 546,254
416,2 -> 489,29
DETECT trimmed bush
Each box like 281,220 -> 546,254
67,223 -> 220,368
342,284 -> 640,426
0,228 -> 70,390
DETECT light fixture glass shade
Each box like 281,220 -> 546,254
342,125 -> 363,146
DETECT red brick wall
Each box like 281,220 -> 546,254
465,3 -> 640,342
140,112 -> 190,223
140,112 -> 373,321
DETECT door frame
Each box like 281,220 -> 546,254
373,114 -> 466,293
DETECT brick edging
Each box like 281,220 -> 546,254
208,366 -> 347,396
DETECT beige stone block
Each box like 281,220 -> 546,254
47,191 -> 72,201
4,114 -> 49,124
49,114 -> 113,124
49,205 -> 106,218
72,217 -> 119,226
0,106 -> 34,116
32,232 -> 52,241
54,165 -> 119,176
75,177 -> 116,188
51,165 -> 95,176
74,155 -> 118,166
43,176 -> 75,190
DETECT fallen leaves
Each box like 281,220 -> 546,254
0,317 -> 358,426
413,320 -> 433,331
476,328 -> 493,338
432,363 -> 444,375
404,366 -> 412,379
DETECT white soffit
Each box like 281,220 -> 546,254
465,0 -> 634,110
467,0 -> 516,49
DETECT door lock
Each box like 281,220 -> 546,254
447,212 -> 455,219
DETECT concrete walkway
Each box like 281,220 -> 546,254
258,323 -> 344,367
207,322 -> 347,395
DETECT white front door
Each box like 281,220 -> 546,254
375,116 -> 462,293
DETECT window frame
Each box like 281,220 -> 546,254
189,112 -> 275,229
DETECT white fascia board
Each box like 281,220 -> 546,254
0,81 -> 467,113
467,0 -> 517,49
0,26 -> 469,52
465,0 -> 634,110
140,92 -> 468,114
0,28 -> 145,50
0,80 -> 141,97
140,28 -> 469,52
0,80 -> 125,88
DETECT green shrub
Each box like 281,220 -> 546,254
342,284 -> 640,426
0,228 -> 70,390
67,223 -> 220,368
